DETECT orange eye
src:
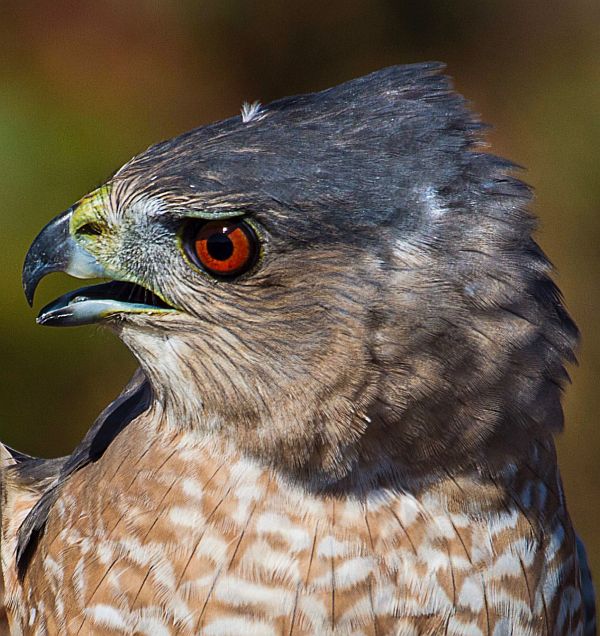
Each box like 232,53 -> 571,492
189,220 -> 258,277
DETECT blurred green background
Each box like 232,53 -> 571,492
1,0 -> 598,597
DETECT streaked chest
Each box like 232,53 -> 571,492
11,429 -> 584,635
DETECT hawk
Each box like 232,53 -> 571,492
1,63 -> 594,635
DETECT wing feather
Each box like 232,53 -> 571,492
0,443 -> 56,634
0,367 -> 151,633
576,533 -> 596,636
15,368 -> 151,578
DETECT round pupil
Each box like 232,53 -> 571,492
206,231 -> 234,261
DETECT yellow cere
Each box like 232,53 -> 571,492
69,184 -> 112,236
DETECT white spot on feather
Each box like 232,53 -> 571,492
317,535 -> 352,558
229,458 -> 262,484
395,496 -> 420,526
204,616 -> 276,636
422,185 -> 448,217
546,523 -> 566,561
493,618 -> 513,636
181,477 -> 203,500
214,576 -> 293,614
169,505 -> 204,528
333,556 -> 375,588
195,531 -> 229,564
136,617 -> 172,636
73,557 -> 86,604
489,509 -> 519,536
86,604 -> 127,629
115,538 -> 155,566
43,555 -> 64,584
256,512 -> 311,551
417,546 -> 448,572
490,551 -> 522,578
240,538 -> 301,584
458,577 -> 484,612
241,100 -> 263,123
446,617 -> 484,636
297,596 -> 329,631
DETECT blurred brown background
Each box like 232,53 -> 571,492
1,0 -> 598,599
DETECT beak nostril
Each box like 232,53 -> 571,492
75,222 -> 103,237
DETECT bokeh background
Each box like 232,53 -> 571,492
1,0 -> 599,599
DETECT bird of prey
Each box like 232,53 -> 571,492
1,63 -> 594,635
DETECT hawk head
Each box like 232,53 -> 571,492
23,64 -> 577,488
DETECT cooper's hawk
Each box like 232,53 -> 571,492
1,63 -> 595,634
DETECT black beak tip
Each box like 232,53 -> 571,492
22,262 -> 39,307
22,209 -> 74,308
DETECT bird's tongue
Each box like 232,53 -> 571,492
36,281 -> 174,327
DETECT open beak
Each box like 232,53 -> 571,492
23,208 -> 176,327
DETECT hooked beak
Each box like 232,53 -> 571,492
22,208 -> 107,306
22,207 -> 176,327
